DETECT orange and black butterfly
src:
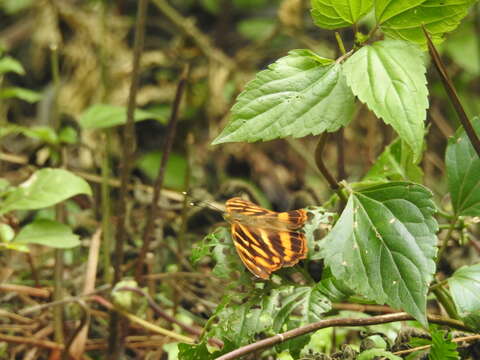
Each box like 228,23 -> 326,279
224,197 -> 308,279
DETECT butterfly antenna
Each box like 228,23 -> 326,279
182,192 -> 225,212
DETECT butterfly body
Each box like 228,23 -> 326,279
225,197 -> 308,279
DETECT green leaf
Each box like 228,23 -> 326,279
320,182 -> 438,326
358,348 -> 402,360
177,340 -> 233,360
429,329 -> 459,360
212,49 -> 354,145
0,168 -> 92,215
137,151 -> 187,190
444,20 -> 480,75
343,40 -> 428,161
22,126 -> 59,145
0,87 -> 42,103
376,0 -> 477,45
237,18 -> 275,40
79,104 -> 167,130
448,263 -> 480,330
365,138 -> 424,182
0,223 -> 15,243
303,206 -> 334,260
311,0 -> 373,29
317,267 -> 354,302
0,56 -> 25,75
12,219 -> 80,248
445,117 -> 480,216
269,285 -> 331,332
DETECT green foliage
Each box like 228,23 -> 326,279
343,40 -> 428,161
0,168 -> 92,215
429,329 -> 459,360
12,219 -> 80,248
376,0 -> 477,45
311,0 -> 373,29
365,138 -> 424,182
445,116 -> 480,216
357,348 -> 402,360
0,55 -> 25,75
320,182 -> 438,326
136,151 -> 187,190
0,87 -> 42,102
448,263 -> 480,330
212,50 -> 354,144
79,104 -> 168,130
317,268 -> 354,302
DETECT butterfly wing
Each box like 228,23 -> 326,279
230,222 -> 308,279
226,197 -> 308,230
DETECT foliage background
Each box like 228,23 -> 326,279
0,0 -> 480,359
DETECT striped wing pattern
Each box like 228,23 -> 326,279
226,197 -> 308,279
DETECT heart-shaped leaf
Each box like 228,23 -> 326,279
344,40 -> 428,161
320,182 -> 438,326
212,49 -> 354,145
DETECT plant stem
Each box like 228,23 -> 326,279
334,32 -> 346,55
109,0 -> 148,357
423,26 -> 480,158
216,312 -> 471,360
437,215 -> 458,265
134,64 -> 189,282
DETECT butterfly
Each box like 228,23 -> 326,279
224,197 -> 308,279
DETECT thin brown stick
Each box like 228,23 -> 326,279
135,65 -> 189,282
423,26 -> 480,158
0,284 -> 50,298
216,313 -> 472,360
109,1 -> 149,357
117,286 -> 223,347
151,0 -> 235,69
394,334 -> 480,356
332,303 -> 399,314
0,333 -> 63,350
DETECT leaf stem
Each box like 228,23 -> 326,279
334,32 -> 346,55
314,134 -> 348,204
423,26 -> 480,158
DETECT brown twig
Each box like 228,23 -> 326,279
216,313 -> 472,360
109,0 -> 149,357
117,286 -> 223,347
332,303 -> 399,314
423,26 -> 480,158
0,333 -> 63,350
394,334 -> 480,356
151,0 -> 235,69
134,64 -> 189,282
0,284 -> 50,298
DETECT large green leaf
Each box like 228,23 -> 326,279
445,117 -> 480,216
320,182 -> 438,326
365,138 -> 424,182
375,0 -> 477,45
212,49 -> 354,145
448,264 -> 480,330
311,0 -> 373,29
343,40 -> 428,161
0,168 -> 92,215
429,329 -> 460,360
12,219 -> 80,248
79,104 -> 167,130
358,349 -> 402,360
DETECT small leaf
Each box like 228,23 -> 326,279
0,223 -> 15,242
137,151 -> 187,190
79,104 -> 167,130
317,267 -> 354,302
0,87 -> 42,103
212,49 -> 354,145
344,40 -> 428,161
0,56 -> 25,75
320,182 -> 438,326
358,348 -> 402,360
376,0 -> 477,45
269,285 -> 331,332
0,168 -> 92,215
448,263 -> 480,330
311,0 -> 373,29
429,329 -> 459,360
13,219 -> 80,248
445,117 -> 480,216
303,206 -> 334,260
365,138 -> 424,182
